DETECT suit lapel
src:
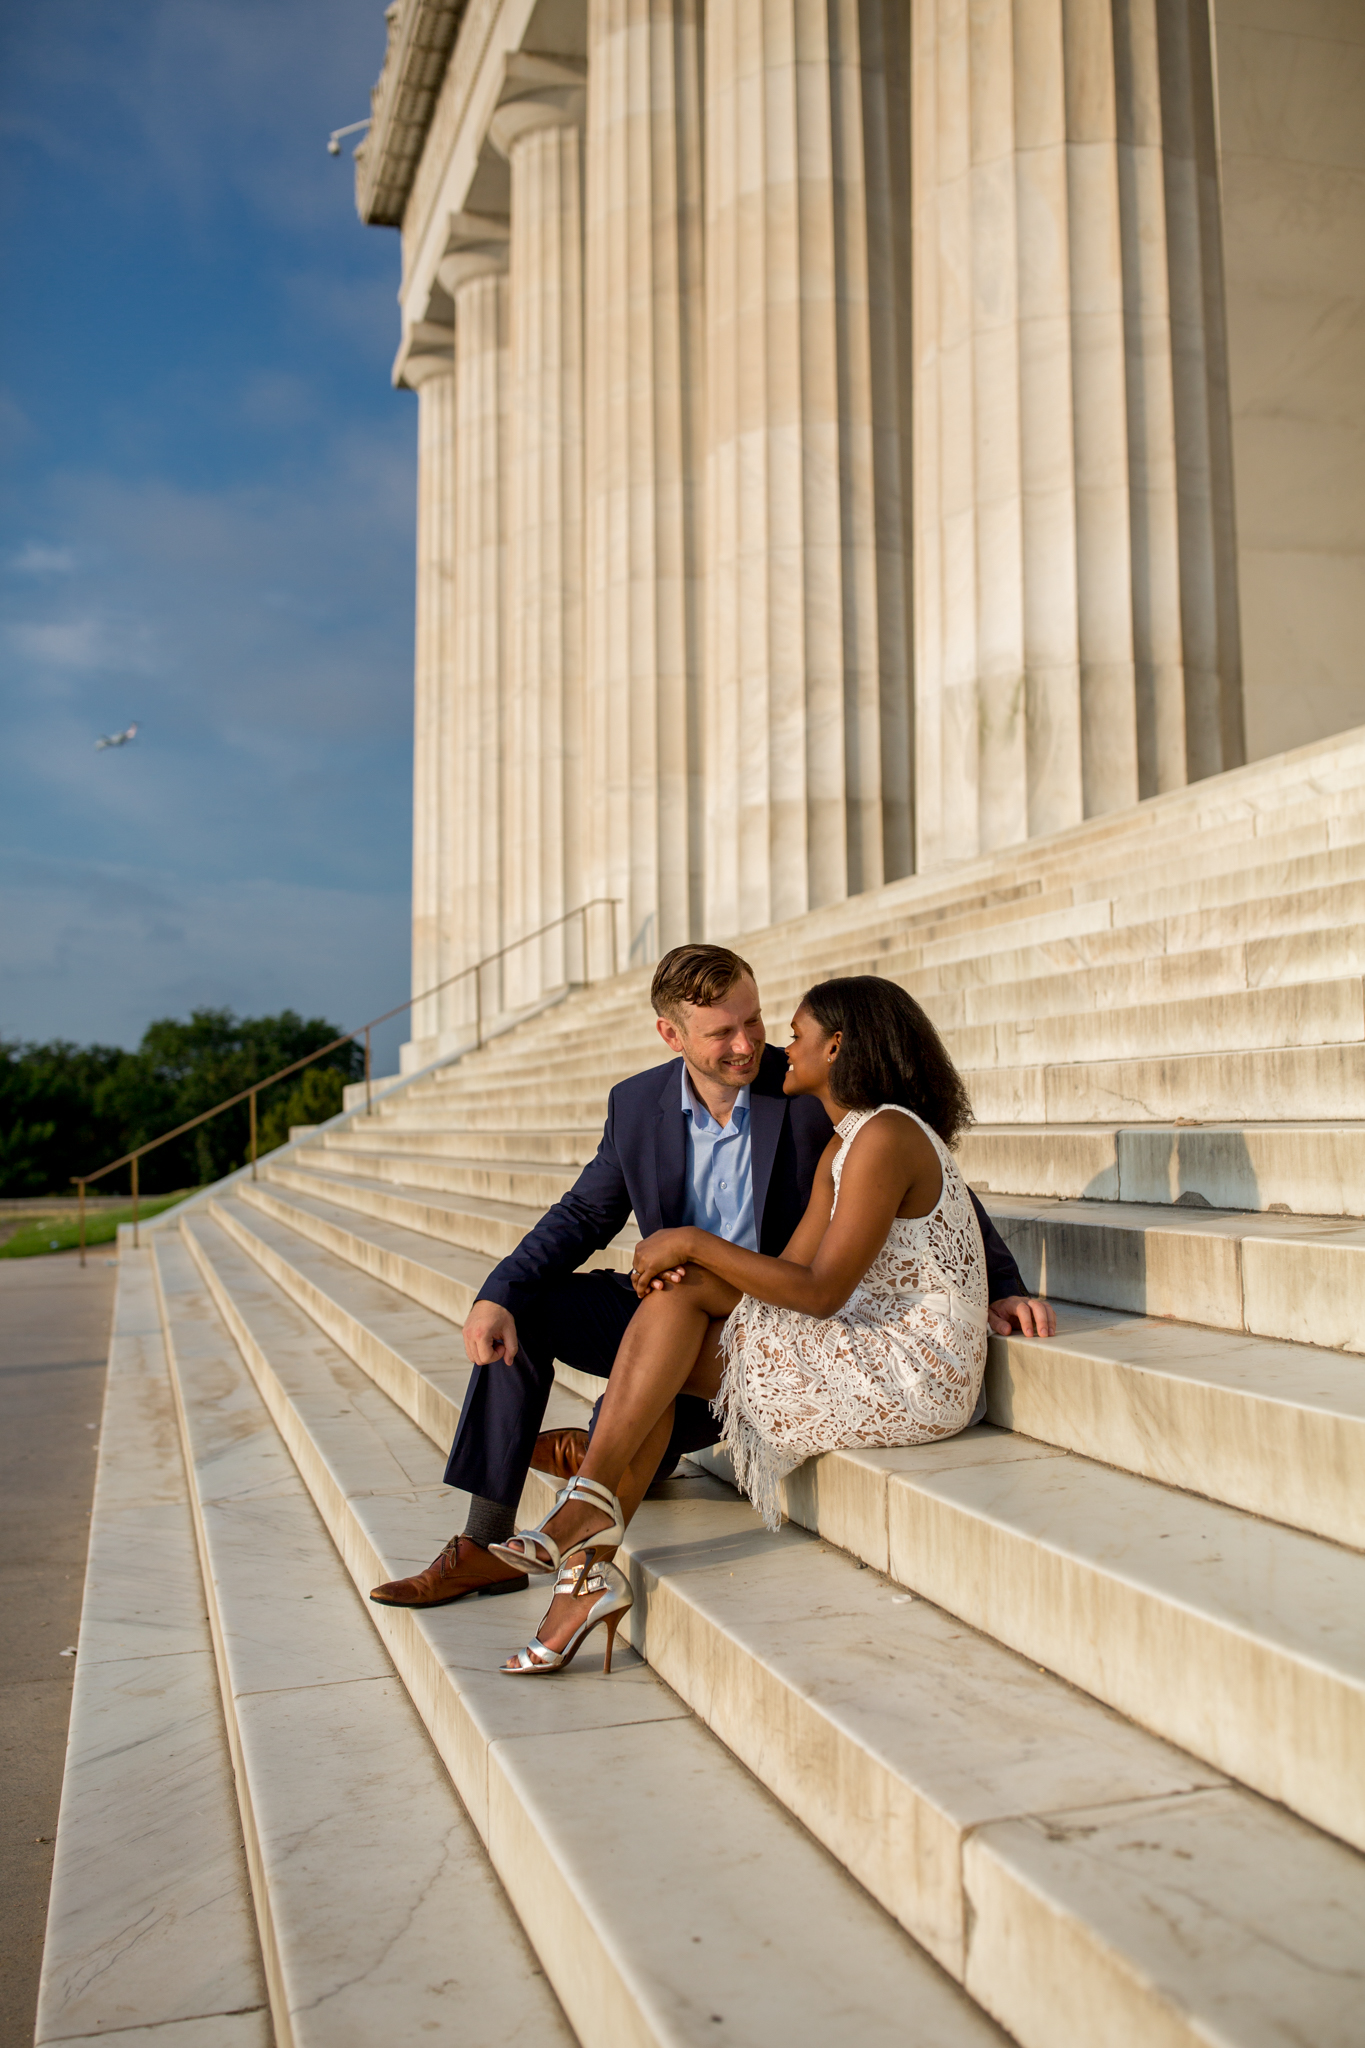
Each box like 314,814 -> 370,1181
749,1050 -> 788,1240
649,1059 -> 688,1233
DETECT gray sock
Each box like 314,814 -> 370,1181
462,1495 -> 518,1550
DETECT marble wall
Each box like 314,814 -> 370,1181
376,0 -> 1363,1058
1213,0 -> 1365,760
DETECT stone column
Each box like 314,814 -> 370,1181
492,57 -> 587,1003
911,0 -> 1243,871
439,219 -> 511,1025
702,1 -> 915,939
583,0 -> 704,971
403,344 -> 455,1044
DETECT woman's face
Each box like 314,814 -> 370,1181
783,1005 -> 839,1095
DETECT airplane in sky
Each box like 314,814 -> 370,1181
94,723 -> 139,750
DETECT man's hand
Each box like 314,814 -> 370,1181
463,1299 -> 520,1365
988,1295 -> 1056,1339
631,1228 -> 695,1297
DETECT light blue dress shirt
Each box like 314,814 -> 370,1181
679,1065 -> 757,1250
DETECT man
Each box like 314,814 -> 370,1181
371,945 -> 1052,1607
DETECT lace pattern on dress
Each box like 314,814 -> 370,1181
713,1105 -> 988,1530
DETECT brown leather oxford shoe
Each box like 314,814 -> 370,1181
369,1535 -> 528,1608
529,1427 -> 590,1482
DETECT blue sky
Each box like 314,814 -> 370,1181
1,0 -> 416,1065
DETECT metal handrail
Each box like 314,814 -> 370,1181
71,896 -> 621,1263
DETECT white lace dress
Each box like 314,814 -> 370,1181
713,1105 -> 989,1529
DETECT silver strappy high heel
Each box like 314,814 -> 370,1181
501,1556 -> 633,1676
488,1475 -> 626,1577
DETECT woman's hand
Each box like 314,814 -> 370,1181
630,1229 -> 696,1298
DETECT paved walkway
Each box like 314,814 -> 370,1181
0,1251 -> 115,2048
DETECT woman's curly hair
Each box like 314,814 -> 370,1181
799,975 -> 974,1147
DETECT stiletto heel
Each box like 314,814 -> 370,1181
500,1558 -> 633,1677
601,1608 -> 624,1676
489,1475 -> 626,1577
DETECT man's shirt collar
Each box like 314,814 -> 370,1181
680,1063 -> 750,1131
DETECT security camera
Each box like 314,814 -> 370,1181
327,138 -> 341,155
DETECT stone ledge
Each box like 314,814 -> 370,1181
166,1217 -> 1008,2048
152,1233 -> 575,2048
34,1254 -> 267,2048
173,1207 -> 1365,2048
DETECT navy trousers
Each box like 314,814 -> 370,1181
442,1269 -> 723,1507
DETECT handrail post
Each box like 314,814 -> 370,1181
611,898 -> 619,979
365,1026 -> 373,1114
249,1088 -> 258,1181
581,902 -> 589,984
131,1155 -> 140,1249
475,963 -> 483,1051
77,1179 -> 86,1269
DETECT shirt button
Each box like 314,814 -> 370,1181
719,1180 -> 727,1190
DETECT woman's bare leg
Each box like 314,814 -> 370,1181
503,1269 -> 737,1664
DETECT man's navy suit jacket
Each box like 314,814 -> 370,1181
477,1045 -> 1025,1311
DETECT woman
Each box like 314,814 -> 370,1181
490,976 -> 988,1674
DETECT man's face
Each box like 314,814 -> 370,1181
657,974 -> 765,1089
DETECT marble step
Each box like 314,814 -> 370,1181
748,835 -> 1365,999
35,1249 -> 272,2048
170,1211 -> 1010,2048
748,839 -> 1365,996
420,893 -> 1364,1103
917,927 -> 1365,1031
329,1126 -> 600,1167
925,925 -> 1358,1032
942,976 -> 1363,1071
758,876 -> 1365,1004
387,882 -> 1363,1118
903,891 -> 1365,997
261,1152 -> 1365,1358
236,1177 -> 491,1326
260,1158 -> 635,1273
405,971 -> 1365,1123
965,1035 -> 1364,1123
988,1191 -> 1365,1352
212,1191 -> 1365,1841
408,849 -> 1365,1086
986,1300 -> 1365,1547
695,1424 -> 1365,1855
957,1121 -> 1365,1214
191,1197 -> 1365,2046
306,1115 -> 1365,1223
150,1232 -> 576,2048
391,1032 -> 1365,1136
217,1184 -> 1365,1554
298,1140 -> 580,1209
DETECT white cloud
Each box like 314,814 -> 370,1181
0,850 -> 411,1068
9,543 -> 75,575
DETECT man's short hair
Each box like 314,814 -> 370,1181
650,944 -> 756,1026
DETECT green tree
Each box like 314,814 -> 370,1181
255,1063 -> 348,1154
0,1010 -> 362,1198
0,1040 -> 134,1196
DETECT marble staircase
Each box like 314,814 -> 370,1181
40,728 -> 1365,2047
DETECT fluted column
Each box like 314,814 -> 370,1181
439,220 -> 511,1025
911,0 -> 1244,871
703,1 -> 915,939
584,0 -> 704,970
492,57 -> 587,1003
404,345 -> 455,1043
1118,0 -> 1244,795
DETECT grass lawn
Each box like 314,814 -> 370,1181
0,1192 -> 198,1258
